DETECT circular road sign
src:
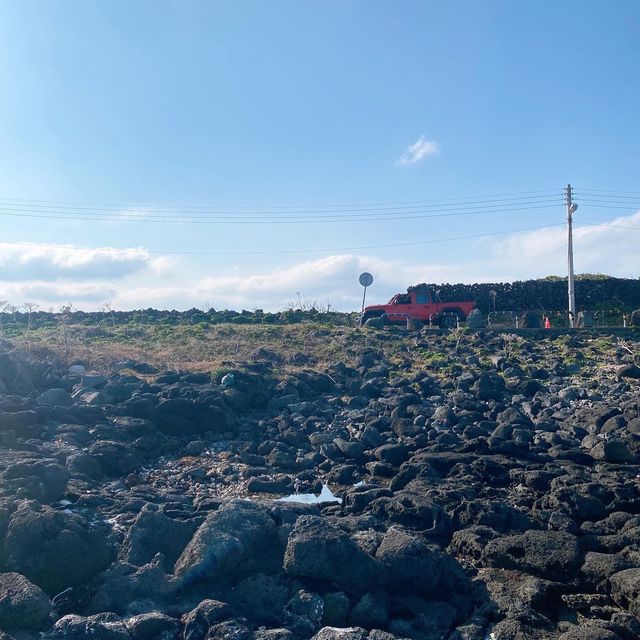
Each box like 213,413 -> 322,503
359,272 -> 374,287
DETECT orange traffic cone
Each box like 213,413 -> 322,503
544,317 -> 551,329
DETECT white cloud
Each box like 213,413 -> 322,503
111,213 -> 640,311
0,281 -> 118,305
1,212 -> 638,311
490,211 -> 640,277
0,242 -> 165,281
397,135 -> 439,166
112,254 -> 487,311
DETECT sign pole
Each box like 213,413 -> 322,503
358,272 -> 374,319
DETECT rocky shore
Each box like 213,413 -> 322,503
1,328 -> 640,640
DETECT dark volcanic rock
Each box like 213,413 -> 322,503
312,628 -> 368,640
125,611 -> 180,640
4,330 -> 640,639
2,500 -> 114,595
88,557 -> 175,615
204,619 -> 253,640
374,444 -> 409,466
37,388 -> 72,406
44,614 -> 130,639
0,571 -> 52,631
230,574 -> 290,626
182,599 -> 234,640
617,364 -> 640,380
482,529 -> 583,581
2,460 -> 69,503
174,500 -> 277,584
375,528 -> 442,594
120,503 -> 202,568
590,439 -> 635,463
609,567 -> 640,618
283,516 -> 383,593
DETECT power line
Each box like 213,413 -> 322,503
4,220 -> 638,257
0,188 -> 561,211
0,196 -> 563,217
1,223 -> 569,256
0,203 -> 563,224
576,193 -> 640,201
576,186 -> 640,195
577,203 -> 640,211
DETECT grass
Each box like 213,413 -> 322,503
3,319 -> 638,386
2,321 -> 376,375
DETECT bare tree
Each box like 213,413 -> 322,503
5,304 -> 18,322
100,301 -> 116,327
22,302 -> 39,328
56,303 -> 76,363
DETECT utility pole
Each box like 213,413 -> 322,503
565,184 -> 578,327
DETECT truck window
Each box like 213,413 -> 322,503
415,292 -> 430,304
396,294 -> 411,304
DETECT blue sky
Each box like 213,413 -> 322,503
0,1 -> 639,310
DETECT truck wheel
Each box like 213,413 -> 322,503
438,312 -> 461,329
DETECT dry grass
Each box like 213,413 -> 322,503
5,321 -> 379,375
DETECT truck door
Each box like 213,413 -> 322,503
414,291 -> 432,320
389,293 -> 412,322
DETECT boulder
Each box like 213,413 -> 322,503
581,552 -> 632,591
590,440 -> 635,463
0,572 -> 52,631
36,388 -> 72,406
125,611 -> 180,640
201,619 -> 251,640
2,461 -> 69,503
312,628 -> 368,640
254,630 -> 293,640
473,372 -> 505,401
375,528 -> 442,594
3,500 -> 114,595
617,364 -> 640,380
477,567 -> 557,620
230,574 -> 289,626
43,614 -> 130,640
374,444 -> 409,467
283,516 -> 383,594
120,503 -> 201,568
347,591 -> 388,629
88,441 -> 140,476
285,589 -> 324,637
182,599 -> 234,640
482,530 -> 582,581
0,410 -> 41,437
174,501 -> 277,585
88,557 -> 175,615
609,568 -> 640,618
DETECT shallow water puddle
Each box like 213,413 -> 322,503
275,484 -> 342,505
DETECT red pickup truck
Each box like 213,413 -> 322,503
361,287 -> 476,328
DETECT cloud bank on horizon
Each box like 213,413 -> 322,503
0,211 -> 638,312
